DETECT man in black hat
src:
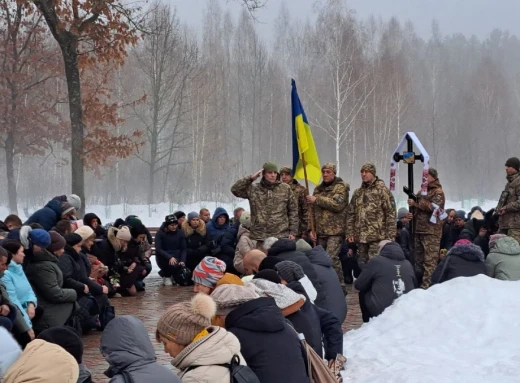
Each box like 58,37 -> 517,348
497,157 -> 520,242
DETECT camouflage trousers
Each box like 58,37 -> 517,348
318,236 -> 348,295
415,234 -> 441,288
499,228 -> 520,243
358,242 -> 380,264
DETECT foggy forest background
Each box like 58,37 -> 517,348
0,0 -> 517,212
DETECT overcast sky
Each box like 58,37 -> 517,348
167,0 -> 520,42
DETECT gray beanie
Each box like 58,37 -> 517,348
187,211 -> 199,222
455,210 -> 466,220
295,239 -> 312,252
210,284 -> 258,316
68,194 -> 81,211
275,261 -> 305,283
397,208 -> 409,220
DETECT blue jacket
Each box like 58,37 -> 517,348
154,224 -> 187,263
24,200 -> 62,231
206,207 -> 230,242
1,262 -> 37,328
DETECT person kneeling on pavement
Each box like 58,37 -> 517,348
355,241 -> 416,322
192,256 -> 243,295
154,215 -> 188,286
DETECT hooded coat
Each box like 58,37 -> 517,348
25,250 -> 77,332
206,207 -> 231,242
24,200 -> 63,231
0,327 -> 22,380
265,239 -> 325,304
101,316 -> 180,383
486,236 -> 520,281
459,217 -> 490,256
59,245 -> 103,297
431,242 -> 486,285
304,246 -> 347,322
173,326 -> 245,383
1,260 -> 38,328
354,242 -> 416,317
182,220 -> 210,271
225,297 -> 309,383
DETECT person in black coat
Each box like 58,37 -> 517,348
338,240 -> 361,284
154,215 -> 187,286
259,238 -> 325,304
446,210 -> 466,250
296,240 -> 347,323
354,241 -> 417,322
217,220 -> 239,275
431,239 -> 486,285
440,209 -> 456,250
181,212 -> 211,272
396,208 -> 413,264
458,210 -> 490,256
211,284 -> 310,383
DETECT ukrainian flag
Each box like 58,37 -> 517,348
291,79 -> 321,185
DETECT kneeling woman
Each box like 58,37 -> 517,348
154,215 -> 187,286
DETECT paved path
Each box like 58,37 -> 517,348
83,272 -> 362,382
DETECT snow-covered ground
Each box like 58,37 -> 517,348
342,275 -> 520,383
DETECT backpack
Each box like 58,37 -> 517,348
186,354 -> 260,383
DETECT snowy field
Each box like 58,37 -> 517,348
342,275 -> 520,383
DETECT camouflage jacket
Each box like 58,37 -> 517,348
346,178 -> 396,243
290,180 -> 309,236
414,179 -> 445,236
498,173 -> 520,229
231,176 -> 299,241
313,177 -> 350,236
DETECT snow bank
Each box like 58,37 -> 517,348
342,275 -> 520,383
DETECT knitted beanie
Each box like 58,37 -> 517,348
64,233 -> 83,247
37,326 -> 84,363
361,162 -> 377,176
455,239 -> 472,246
215,273 -> 244,288
275,261 -> 305,283
192,257 -> 227,288
29,229 -> 51,248
61,202 -> 75,217
47,231 -> 66,253
74,226 -> 94,242
173,211 -> 186,220
115,226 -> 132,242
505,157 -> 520,172
295,239 -> 312,252
210,284 -> 258,316
68,194 -> 81,211
397,207 -> 409,220
239,211 -> 251,229
263,162 -> 278,172
321,162 -> 337,174
455,210 -> 466,220
130,223 -> 147,239
253,269 -> 281,284
156,294 -> 216,345
279,166 -> 292,175
187,211 -> 199,222
259,256 -> 281,272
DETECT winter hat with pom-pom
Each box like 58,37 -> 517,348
156,294 -> 216,346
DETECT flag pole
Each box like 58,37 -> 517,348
300,151 -> 316,243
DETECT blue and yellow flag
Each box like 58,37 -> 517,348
291,79 -> 321,185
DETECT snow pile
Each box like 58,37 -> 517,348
342,275 -> 520,383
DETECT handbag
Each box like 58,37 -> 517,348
301,338 -> 340,383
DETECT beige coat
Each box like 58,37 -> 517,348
4,339 -> 79,383
234,225 -> 256,274
173,326 -> 245,383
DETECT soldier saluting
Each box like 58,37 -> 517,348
497,157 -> 520,242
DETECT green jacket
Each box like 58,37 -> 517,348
313,177 -> 349,236
486,236 -> 520,281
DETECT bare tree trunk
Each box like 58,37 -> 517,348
5,133 -> 18,214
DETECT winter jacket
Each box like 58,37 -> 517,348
347,178 -> 396,243
313,177 -> 350,236
95,227 -> 121,270
287,280 -> 343,361
219,221 -> 239,263
231,177 -> 299,240
447,224 -> 465,250
225,297 -> 310,383
101,316 -> 180,383
25,250 -> 77,332
498,172 -> 520,229
182,220 -> 211,270
431,242 -> 486,285
486,236 -> 520,281
305,246 -> 347,323
440,221 -> 454,250
0,327 -> 22,380
83,213 -> 102,232
266,239 -> 325,304
174,326 -> 245,383
0,280 -> 30,334
154,223 -> 187,266
59,246 -> 103,297
1,261 -> 38,328
3,339 -> 79,383
414,179 -> 445,236
24,200 -> 62,231
396,221 -> 413,263
234,225 -> 257,275
459,218 -> 490,256
206,207 -> 231,242
354,242 -> 416,317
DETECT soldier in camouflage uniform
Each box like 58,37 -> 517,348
346,163 -> 396,263
231,162 -> 299,244
498,157 -> 520,243
408,168 -> 445,288
306,162 -> 350,294
280,166 -> 309,237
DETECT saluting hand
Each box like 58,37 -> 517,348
251,169 -> 263,181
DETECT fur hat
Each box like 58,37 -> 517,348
279,166 -> 292,175
428,168 -> 439,180
321,162 -> 337,174
74,226 -> 94,242
47,231 -> 66,253
505,157 -> 520,172
187,211 -> 199,222
275,261 -> 304,283
262,162 -> 278,172
397,207 -> 409,220
29,229 -> 51,248
64,233 -> 83,247
192,256 -> 227,288
115,226 -> 131,242
361,162 -> 377,176
210,284 -> 258,316
239,211 -> 251,229
156,294 -> 216,346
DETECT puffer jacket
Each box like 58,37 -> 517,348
414,179 -> 445,236
313,177 -> 349,236
174,326 -> 245,383
1,261 -> 38,328
234,225 -> 256,275
498,173 -> 520,229
431,242 -> 486,284
101,316 -> 180,383
206,207 -> 230,242
24,200 -> 63,231
486,236 -> 520,281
